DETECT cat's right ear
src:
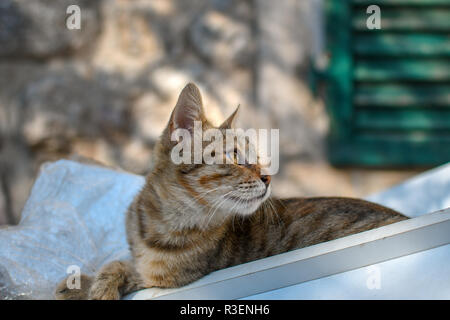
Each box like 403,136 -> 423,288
219,105 -> 240,129
169,83 -> 205,135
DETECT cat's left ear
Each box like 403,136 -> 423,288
169,83 -> 206,134
219,105 -> 240,129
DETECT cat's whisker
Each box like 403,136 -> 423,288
205,190 -> 232,215
267,198 -> 282,229
236,198 -> 246,229
276,197 -> 287,210
231,213 -> 237,232
212,190 -> 237,214
172,185 -> 227,212
229,191 -> 242,215
263,201 -> 273,226
192,186 -> 225,200
204,190 -> 235,228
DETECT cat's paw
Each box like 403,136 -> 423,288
88,281 -> 121,300
54,274 -> 92,300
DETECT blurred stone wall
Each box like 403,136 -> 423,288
0,0 -> 417,225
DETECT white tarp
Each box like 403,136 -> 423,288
0,160 -> 144,299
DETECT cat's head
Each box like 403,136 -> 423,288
151,83 -> 271,222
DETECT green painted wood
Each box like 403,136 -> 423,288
325,0 -> 353,140
354,84 -> 450,107
354,34 -> 450,57
326,0 -> 450,166
352,0 -> 450,6
329,134 -> 450,167
355,109 -> 450,130
353,9 -> 450,32
358,132 -> 450,143
354,59 -> 450,81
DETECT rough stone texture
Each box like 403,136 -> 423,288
0,0 -> 421,225
256,0 -> 328,159
21,65 -> 130,146
0,0 -> 100,58
190,10 -> 253,68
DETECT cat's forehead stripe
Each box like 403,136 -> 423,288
176,174 -> 208,206
199,174 -> 225,186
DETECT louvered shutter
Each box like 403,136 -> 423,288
325,0 -> 450,166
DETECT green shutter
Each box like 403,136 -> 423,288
325,0 -> 450,167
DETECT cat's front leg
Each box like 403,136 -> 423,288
55,274 -> 93,300
88,260 -> 143,300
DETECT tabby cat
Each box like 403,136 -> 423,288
55,83 -> 406,300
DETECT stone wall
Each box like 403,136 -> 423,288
0,0 -> 418,225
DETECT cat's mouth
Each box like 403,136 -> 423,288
227,192 -> 266,203
225,185 -> 271,214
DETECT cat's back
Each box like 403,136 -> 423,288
280,196 -> 405,227
279,197 -> 406,244
228,197 -> 407,264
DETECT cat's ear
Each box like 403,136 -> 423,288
169,83 -> 205,134
219,105 -> 240,129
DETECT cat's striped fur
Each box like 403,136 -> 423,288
55,83 -> 406,299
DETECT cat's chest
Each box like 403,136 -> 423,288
133,238 -> 212,287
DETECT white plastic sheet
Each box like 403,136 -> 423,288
0,160 -> 144,299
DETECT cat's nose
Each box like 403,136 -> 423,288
260,175 -> 271,187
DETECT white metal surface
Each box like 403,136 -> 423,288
244,243 -> 450,300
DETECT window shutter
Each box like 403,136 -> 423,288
325,0 -> 450,166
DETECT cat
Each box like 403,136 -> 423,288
55,83 -> 406,299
